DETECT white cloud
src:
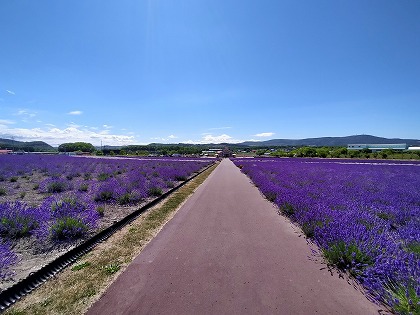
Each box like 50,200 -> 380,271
68,122 -> 81,129
0,119 -> 15,125
254,132 -> 275,137
149,135 -> 178,142
0,124 -> 138,146
208,126 -> 232,131
6,90 -> 15,95
185,132 -> 280,144
202,134 -> 237,143
68,110 -> 83,115
15,109 -> 37,118
103,124 -> 113,129
185,134 -> 242,144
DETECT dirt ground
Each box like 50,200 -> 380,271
0,171 -> 188,292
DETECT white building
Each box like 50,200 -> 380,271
347,143 -> 407,152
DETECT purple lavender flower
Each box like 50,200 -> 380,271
0,242 -> 18,280
40,178 -> 73,193
0,155 -> 213,243
232,157 -> 420,312
40,194 -> 99,242
0,201 -> 47,239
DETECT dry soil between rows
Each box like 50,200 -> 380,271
87,159 -> 383,314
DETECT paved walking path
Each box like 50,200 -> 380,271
87,159 -> 381,314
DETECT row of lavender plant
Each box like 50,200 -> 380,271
0,155 -> 213,280
232,158 -> 420,314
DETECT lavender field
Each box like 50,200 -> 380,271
0,154 -> 213,286
233,158 -> 420,314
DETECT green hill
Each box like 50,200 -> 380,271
240,135 -> 420,147
0,138 -> 56,152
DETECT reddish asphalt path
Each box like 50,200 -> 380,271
87,159 -> 381,314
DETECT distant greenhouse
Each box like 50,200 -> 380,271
347,143 -> 407,151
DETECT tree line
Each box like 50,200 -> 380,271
55,142 -> 420,160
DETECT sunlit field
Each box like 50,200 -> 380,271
233,158 -> 420,314
0,154 -> 213,286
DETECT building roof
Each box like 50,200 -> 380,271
347,143 -> 407,150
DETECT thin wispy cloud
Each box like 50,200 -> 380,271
150,135 -> 178,142
68,122 -> 81,128
0,119 -> 15,125
15,109 -> 37,118
68,110 -> 83,115
254,132 -> 275,137
208,127 -> 232,131
6,90 -> 15,95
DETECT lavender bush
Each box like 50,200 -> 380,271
40,178 -> 73,193
233,158 -> 420,314
0,154 -> 213,277
40,194 -> 99,241
0,202 -> 46,239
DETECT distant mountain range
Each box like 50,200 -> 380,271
0,138 -> 55,152
239,135 -> 420,147
1,135 -> 419,151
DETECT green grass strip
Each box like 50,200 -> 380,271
5,163 -> 217,315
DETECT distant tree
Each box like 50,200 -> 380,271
136,150 -> 149,156
382,149 -> 395,156
271,150 -> 287,157
378,152 -> 387,159
349,150 -> 360,158
316,147 -> 329,158
330,147 -> 347,158
58,142 -> 95,153
295,147 -> 317,157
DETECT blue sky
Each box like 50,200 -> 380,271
1,0 -> 419,146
